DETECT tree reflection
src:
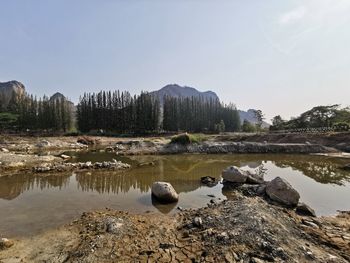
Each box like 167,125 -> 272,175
0,154 -> 349,201
0,173 -> 70,200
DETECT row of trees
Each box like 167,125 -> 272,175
162,96 -> 241,132
270,105 -> 350,131
0,92 -> 73,132
77,91 -> 241,133
77,91 -> 160,133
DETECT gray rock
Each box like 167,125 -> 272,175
151,182 -> 179,203
36,140 -> 51,147
105,217 -> 124,234
296,203 -> 316,217
246,171 -> 264,184
222,166 -> 248,183
266,177 -> 300,206
193,217 -> 203,227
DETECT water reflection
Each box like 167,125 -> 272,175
1,154 -> 350,237
0,173 -> 70,200
0,154 -> 349,201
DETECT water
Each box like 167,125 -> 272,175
0,153 -> 350,237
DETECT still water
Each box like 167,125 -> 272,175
0,153 -> 350,237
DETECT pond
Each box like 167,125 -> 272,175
0,153 -> 350,237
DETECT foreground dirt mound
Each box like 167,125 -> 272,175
1,192 -> 349,263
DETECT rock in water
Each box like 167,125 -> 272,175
151,182 -> 179,203
222,166 -> 248,183
200,176 -> 217,187
266,177 -> 300,207
296,203 -> 316,217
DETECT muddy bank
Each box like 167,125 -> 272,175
0,191 -> 349,263
216,132 -> 350,153
111,140 -> 337,155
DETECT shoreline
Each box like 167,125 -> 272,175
0,190 -> 349,262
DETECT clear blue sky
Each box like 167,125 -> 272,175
1,0 -> 350,121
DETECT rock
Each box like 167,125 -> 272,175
256,184 -> 267,195
0,148 -> 9,152
266,177 -> 300,206
0,238 -> 14,250
200,176 -> 217,186
151,182 -> 179,203
246,172 -> 264,184
77,136 -> 95,145
105,146 -> 114,152
340,164 -> 350,171
60,154 -> 71,160
105,217 -> 124,234
193,217 -> 203,227
7,161 -> 25,168
222,166 -> 248,183
296,203 -> 316,217
36,140 -> 51,147
302,219 -> 319,228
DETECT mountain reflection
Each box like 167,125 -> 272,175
0,154 -> 349,200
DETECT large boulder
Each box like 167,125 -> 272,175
151,182 -> 179,203
222,166 -> 248,183
266,177 -> 300,206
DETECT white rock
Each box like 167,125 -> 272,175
151,182 -> 179,203
60,154 -> 71,160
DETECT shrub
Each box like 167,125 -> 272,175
170,133 -> 205,145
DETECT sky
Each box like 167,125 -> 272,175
1,0 -> 350,121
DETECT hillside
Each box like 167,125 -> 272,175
149,84 -> 219,103
0,81 -> 25,110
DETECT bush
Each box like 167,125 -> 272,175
170,133 -> 205,145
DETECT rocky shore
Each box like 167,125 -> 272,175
33,159 -> 130,173
1,135 -> 343,175
0,190 -> 349,262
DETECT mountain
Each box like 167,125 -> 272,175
238,109 -> 270,127
0,81 -> 26,109
150,84 -> 219,103
150,84 -> 269,127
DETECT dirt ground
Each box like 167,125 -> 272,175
1,191 -> 349,263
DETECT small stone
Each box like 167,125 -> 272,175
302,219 -> 319,228
0,238 -> 14,250
0,148 -> 9,152
60,154 -> 71,160
296,203 -> 316,217
193,217 -> 203,227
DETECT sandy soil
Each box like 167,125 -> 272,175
0,191 -> 349,263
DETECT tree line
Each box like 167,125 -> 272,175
270,105 -> 350,131
77,91 -> 160,133
0,91 -> 73,132
77,90 -> 241,134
